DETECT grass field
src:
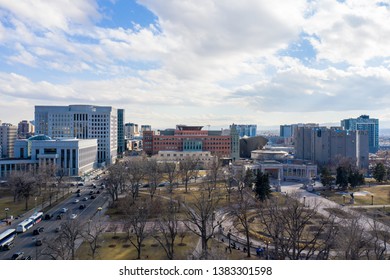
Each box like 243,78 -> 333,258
76,232 -> 198,260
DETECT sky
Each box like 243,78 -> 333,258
1,0 -> 390,130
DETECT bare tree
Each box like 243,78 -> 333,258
230,190 -> 256,257
258,194 -> 338,260
8,171 -> 37,210
126,158 -> 146,200
183,189 -> 221,259
163,161 -> 179,194
106,162 -> 128,203
153,197 -> 179,259
123,199 -> 150,259
44,219 -> 84,260
367,218 -> 388,260
205,157 -> 222,192
145,158 -> 163,200
179,157 -> 199,193
83,219 -> 106,260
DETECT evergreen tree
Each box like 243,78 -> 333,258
254,171 -> 271,202
336,166 -> 349,190
320,167 -> 334,189
348,169 -> 365,189
243,168 -> 255,189
373,163 -> 386,183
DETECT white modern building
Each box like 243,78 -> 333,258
0,135 -> 98,178
155,150 -> 215,167
35,105 -> 118,165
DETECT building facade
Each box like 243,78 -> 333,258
0,123 -> 17,158
1,136 -> 97,178
233,124 -> 257,138
17,120 -> 35,139
35,105 -> 119,165
124,123 -> 139,139
341,115 -> 379,153
143,125 -> 235,158
294,126 -> 369,170
117,109 -> 125,156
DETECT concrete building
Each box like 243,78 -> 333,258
35,105 -> 119,165
1,135 -> 97,178
117,109 -> 125,156
140,125 -> 152,136
341,115 -> 379,153
233,124 -> 257,138
17,120 -> 35,139
143,125 -> 237,159
155,150 -> 215,166
124,123 -> 139,139
0,123 -> 17,158
294,126 -> 369,170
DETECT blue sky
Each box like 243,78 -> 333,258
1,0 -> 390,130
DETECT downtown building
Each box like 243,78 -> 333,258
143,124 -> 240,160
294,126 -> 369,170
35,105 -> 120,165
233,124 -> 257,138
341,115 -> 379,153
0,122 -> 17,159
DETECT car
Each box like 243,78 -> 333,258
73,199 -> 80,204
55,226 -> 61,233
91,183 -> 96,188
11,252 -> 24,260
79,204 -> 86,210
44,213 -> 53,220
90,195 -> 96,199
89,191 -> 94,195
21,255 -> 33,260
77,182 -> 85,187
35,239 -> 43,246
2,242 -> 14,250
76,189 -> 81,193
32,229 -> 40,236
96,190 -> 100,194
60,208 -> 68,213
97,207 -> 102,211
56,213 -> 63,220
70,214 -> 77,220
100,185 -> 105,189
77,193 -> 81,197
82,197 -> 88,201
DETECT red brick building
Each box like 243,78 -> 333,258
143,125 -> 233,158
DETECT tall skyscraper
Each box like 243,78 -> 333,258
35,105 -> 119,165
234,124 -> 257,138
0,123 -> 17,158
117,109 -> 125,156
341,115 -> 379,153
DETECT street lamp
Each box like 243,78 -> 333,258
371,195 -> 374,205
303,196 -> 306,207
5,208 -> 9,220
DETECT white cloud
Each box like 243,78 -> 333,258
305,0 -> 390,65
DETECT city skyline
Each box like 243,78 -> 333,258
1,1 -> 390,128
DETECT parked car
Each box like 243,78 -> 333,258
77,182 -> 85,187
56,213 -> 63,220
60,208 -> 68,213
11,252 -> 24,260
82,197 -> 88,201
79,204 -> 86,210
2,242 -> 14,250
77,193 -> 81,197
90,195 -> 96,199
73,199 -> 80,204
32,229 -> 40,236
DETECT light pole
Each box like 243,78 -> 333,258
227,230 -> 232,252
371,195 -> 374,205
5,208 -> 9,220
303,196 -> 306,207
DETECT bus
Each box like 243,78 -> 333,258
30,212 -> 43,225
16,218 -> 34,233
0,229 -> 17,250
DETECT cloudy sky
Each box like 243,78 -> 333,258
1,0 -> 390,130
